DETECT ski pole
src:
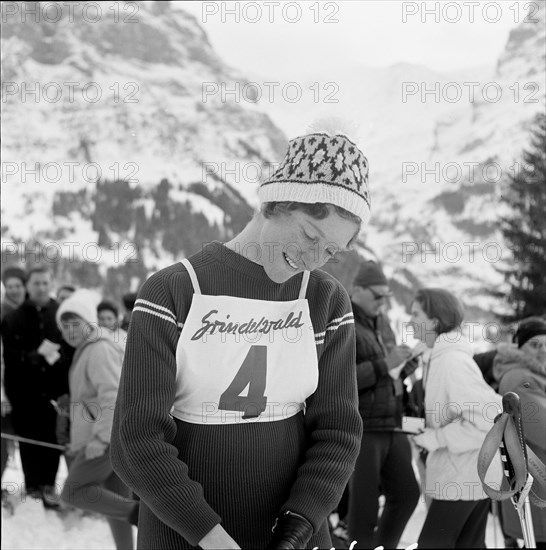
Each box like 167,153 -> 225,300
490,499 -> 500,549
478,394 -> 546,547
501,392 -> 536,549
1,432 -> 66,451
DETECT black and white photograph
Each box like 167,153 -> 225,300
1,1 -> 545,549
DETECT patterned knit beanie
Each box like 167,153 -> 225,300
259,133 -> 371,223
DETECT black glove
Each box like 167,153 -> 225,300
266,511 -> 313,550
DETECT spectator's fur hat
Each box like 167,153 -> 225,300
514,317 -> 546,348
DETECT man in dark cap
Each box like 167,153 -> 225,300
346,260 -> 421,549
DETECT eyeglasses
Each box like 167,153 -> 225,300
366,287 -> 393,301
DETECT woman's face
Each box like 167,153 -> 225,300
60,315 -> 90,348
409,300 -> 437,347
258,207 -> 359,283
4,277 -> 25,305
521,335 -> 546,366
98,310 -> 118,330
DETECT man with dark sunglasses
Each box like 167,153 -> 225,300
345,260 -> 420,549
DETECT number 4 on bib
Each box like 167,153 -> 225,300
219,345 -> 267,419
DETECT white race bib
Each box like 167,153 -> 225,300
172,259 -> 319,425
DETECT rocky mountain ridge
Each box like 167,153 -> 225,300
2,1 -> 544,324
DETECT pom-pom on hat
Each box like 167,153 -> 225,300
56,289 -> 101,327
259,132 -> 371,223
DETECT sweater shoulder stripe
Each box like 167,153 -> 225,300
327,312 -> 354,328
133,305 -> 181,328
315,314 -> 354,345
135,298 -> 176,319
327,318 -> 354,331
315,318 -> 354,345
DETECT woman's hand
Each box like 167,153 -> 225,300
413,428 -> 442,453
385,345 -> 413,370
85,439 -> 109,460
198,524 -> 241,549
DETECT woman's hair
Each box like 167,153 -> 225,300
414,288 -> 464,335
2,266 -> 27,286
57,284 -> 76,294
261,201 -> 362,246
122,292 -> 138,310
59,311 -> 83,323
27,265 -> 50,280
98,300 -> 119,317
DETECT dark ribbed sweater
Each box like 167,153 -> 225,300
110,242 -> 363,549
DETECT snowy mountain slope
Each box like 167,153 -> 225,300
253,3 -> 545,319
1,1 -> 287,296
1,2 -> 285,236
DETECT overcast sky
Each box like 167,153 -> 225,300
180,1 -> 519,77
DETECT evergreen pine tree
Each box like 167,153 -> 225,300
499,112 -> 546,320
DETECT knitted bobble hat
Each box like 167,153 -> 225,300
56,289 -> 100,327
258,132 -> 371,223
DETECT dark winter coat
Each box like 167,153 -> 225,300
1,297 -> 21,321
352,302 -> 409,430
1,299 -> 72,436
493,343 -> 546,542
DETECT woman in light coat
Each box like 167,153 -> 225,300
57,290 -> 138,550
409,288 -> 502,549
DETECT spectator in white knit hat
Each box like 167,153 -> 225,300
56,289 -> 138,550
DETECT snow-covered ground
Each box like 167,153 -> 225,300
2,451 -> 131,550
2,444 -> 510,549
